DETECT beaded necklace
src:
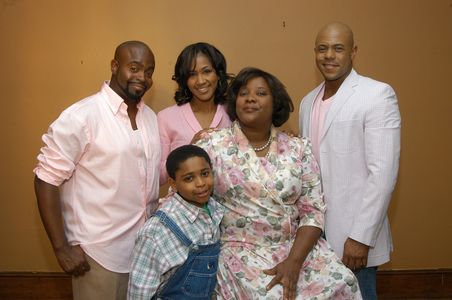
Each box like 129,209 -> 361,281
253,134 -> 273,151
236,121 -> 273,153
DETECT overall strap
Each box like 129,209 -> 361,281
154,210 -> 192,247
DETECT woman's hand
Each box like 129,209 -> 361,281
264,226 -> 321,299
190,128 -> 215,144
263,257 -> 302,300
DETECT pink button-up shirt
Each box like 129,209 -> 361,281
310,87 -> 333,165
34,82 -> 161,272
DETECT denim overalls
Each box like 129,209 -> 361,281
152,210 -> 220,300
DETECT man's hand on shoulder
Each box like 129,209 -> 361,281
342,238 -> 370,270
55,244 -> 90,277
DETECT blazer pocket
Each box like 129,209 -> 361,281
329,120 -> 362,154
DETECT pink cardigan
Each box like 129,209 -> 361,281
157,103 -> 232,184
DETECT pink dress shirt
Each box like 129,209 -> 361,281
157,103 -> 231,184
310,87 -> 333,165
34,81 -> 161,273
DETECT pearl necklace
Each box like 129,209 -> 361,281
253,134 -> 273,152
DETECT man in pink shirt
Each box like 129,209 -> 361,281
34,41 -> 161,300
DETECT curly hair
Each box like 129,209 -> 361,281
172,42 -> 232,105
226,67 -> 294,127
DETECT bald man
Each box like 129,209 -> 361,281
34,41 -> 161,300
299,23 -> 401,299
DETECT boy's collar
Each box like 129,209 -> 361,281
173,193 -> 208,223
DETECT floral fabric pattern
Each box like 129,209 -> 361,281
196,121 -> 361,299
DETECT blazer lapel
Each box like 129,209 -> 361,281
321,69 -> 359,140
181,103 -> 202,133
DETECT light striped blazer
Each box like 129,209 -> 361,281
299,69 -> 401,266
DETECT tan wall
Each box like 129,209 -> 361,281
1,0 -> 451,271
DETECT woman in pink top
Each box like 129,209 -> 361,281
158,42 -> 233,184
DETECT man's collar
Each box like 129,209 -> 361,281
101,81 -> 144,115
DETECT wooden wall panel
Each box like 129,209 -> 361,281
1,270 -> 451,300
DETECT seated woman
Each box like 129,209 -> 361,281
195,67 -> 361,299
157,42 -> 232,185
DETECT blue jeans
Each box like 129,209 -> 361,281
354,266 -> 378,300
152,210 -> 220,300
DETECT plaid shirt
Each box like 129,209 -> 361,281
127,193 -> 224,299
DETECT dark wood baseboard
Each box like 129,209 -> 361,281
377,269 -> 452,299
0,272 -> 71,300
0,269 -> 451,299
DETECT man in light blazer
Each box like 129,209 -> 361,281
299,22 -> 401,299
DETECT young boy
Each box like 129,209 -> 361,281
127,144 -> 224,300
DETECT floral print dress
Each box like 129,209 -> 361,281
196,121 -> 361,300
